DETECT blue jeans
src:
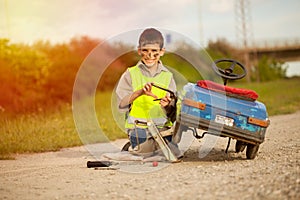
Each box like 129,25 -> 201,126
129,128 -> 148,149
128,128 -> 173,149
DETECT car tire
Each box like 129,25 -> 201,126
235,140 -> 247,153
246,144 -> 259,159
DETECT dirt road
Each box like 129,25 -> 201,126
1,111 -> 299,200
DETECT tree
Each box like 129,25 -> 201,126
0,39 -> 52,112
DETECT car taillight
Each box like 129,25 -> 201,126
183,99 -> 206,110
248,117 -> 270,127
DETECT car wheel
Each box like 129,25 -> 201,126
246,144 -> 259,159
235,140 -> 246,153
121,141 -> 131,151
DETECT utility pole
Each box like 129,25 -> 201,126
235,0 -> 255,82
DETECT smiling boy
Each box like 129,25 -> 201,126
116,28 -> 177,154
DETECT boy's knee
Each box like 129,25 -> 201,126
129,128 -> 147,149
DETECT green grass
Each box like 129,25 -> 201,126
0,106 -> 82,159
95,91 -> 127,140
230,77 -> 300,116
0,92 -> 127,159
1,77 -> 300,159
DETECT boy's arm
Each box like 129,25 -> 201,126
119,90 -> 142,109
119,82 -> 158,108
116,70 -> 133,111
116,70 -> 158,110
160,77 -> 177,122
159,95 -> 177,123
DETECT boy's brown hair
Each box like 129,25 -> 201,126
138,28 -> 164,49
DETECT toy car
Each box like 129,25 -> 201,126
173,59 -> 270,159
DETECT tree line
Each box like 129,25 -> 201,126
0,37 -> 286,114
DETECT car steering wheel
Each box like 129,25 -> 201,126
212,58 -> 247,81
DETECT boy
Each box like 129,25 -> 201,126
116,28 -> 177,155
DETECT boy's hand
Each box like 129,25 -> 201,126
142,82 -> 158,99
159,93 -> 171,107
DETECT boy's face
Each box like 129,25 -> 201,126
138,43 -> 165,68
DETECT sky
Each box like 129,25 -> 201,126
1,0 -> 300,74
1,0 -> 300,45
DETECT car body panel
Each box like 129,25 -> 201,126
178,83 -> 269,144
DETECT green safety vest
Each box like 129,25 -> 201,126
126,65 -> 173,129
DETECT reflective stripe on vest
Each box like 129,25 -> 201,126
126,65 -> 172,129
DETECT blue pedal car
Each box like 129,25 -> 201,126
174,59 -> 270,159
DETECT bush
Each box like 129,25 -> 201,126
253,56 -> 288,82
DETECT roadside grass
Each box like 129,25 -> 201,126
0,106 -> 82,159
1,77 -> 299,159
0,92 -> 126,159
231,77 -> 300,116
95,91 -> 127,141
